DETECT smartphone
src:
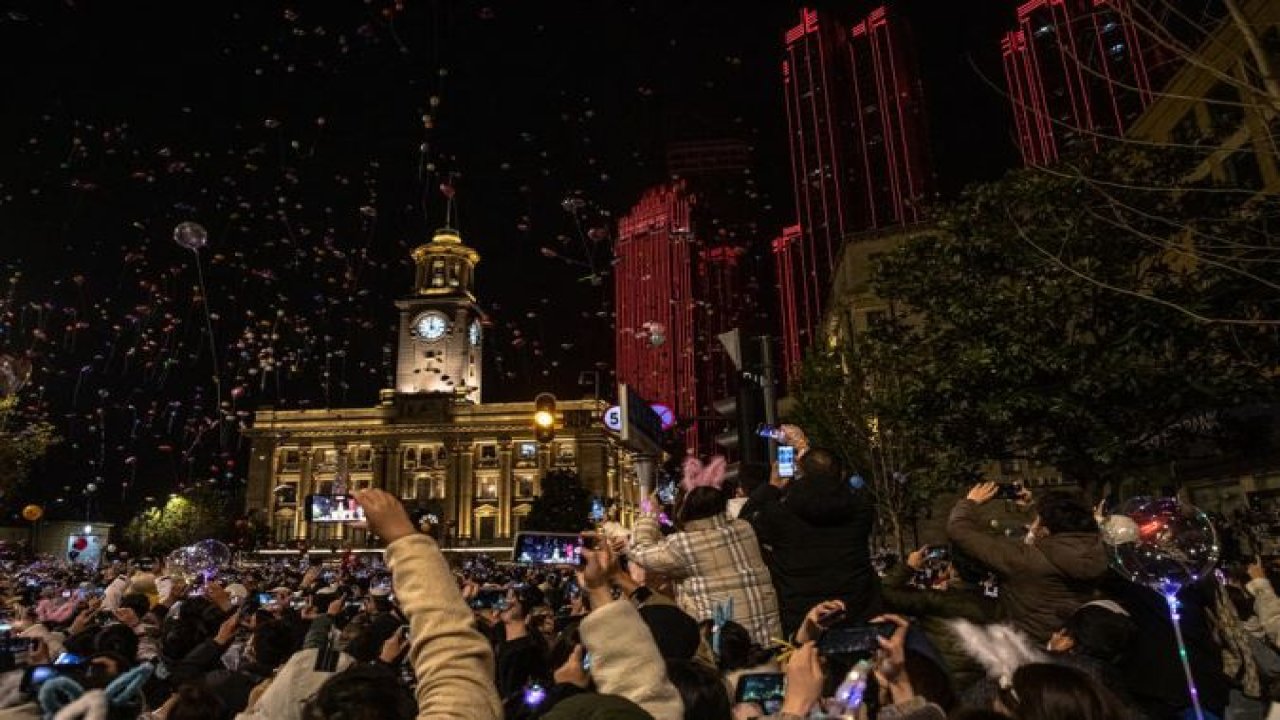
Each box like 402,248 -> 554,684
511,532 -> 584,566
21,665 -> 61,693
817,623 -> 896,657
657,480 -> 677,505
777,446 -> 796,479
735,672 -> 786,714
581,651 -> 592,671
756,424 -> 786,443
994,483 -> 1023,500
54,652 -> 84,665
61,590 -> 71,599
468,589 -> 505,611
925,546 -> 950,562
256,592 -> 273,607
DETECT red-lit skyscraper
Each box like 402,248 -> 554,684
614,184 -> 700,451
1001,0 -> 1158,165
777,5 -> 934,381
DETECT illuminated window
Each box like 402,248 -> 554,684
477,476 -> 498,499
403,448 -> 418,470
353,447 -> 373,471
517,476 -> 536,497
430,259 -> 445,288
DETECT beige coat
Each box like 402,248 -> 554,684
577,598 -> 685,720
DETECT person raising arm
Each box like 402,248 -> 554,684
354,489 -> 502,720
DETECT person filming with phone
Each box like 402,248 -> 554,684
946,481 -> 1108,644
740,442 -> 882,638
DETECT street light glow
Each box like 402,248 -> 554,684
533,410 -> 554,428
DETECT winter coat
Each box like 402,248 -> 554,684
946,499 -> 1108,643
629,512 -> 782,647
880,564 -> 997,691
1104,574 -> 1230,717
576,598 -> 684,720
740,482 -> 881,637
386,533 -> 504,720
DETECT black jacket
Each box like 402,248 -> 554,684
741,481 -> 881,637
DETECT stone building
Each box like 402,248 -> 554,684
243,228 -> 637,546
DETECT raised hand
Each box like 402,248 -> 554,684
353,489 -> 417,544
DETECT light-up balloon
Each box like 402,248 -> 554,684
1107,497 -> 1219,592
173,221 -> 208,251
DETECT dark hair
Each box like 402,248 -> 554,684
711,621 -> 774,673
511,584 -> 546,617
904,650 -> 956,711
950,710 -> 1009,720
1006,663 -> 1126,720
304,664 -> 417,720
798,447 -> 842,482
250,620 -> 296,669
1061,605 -> 1137,665
341,615 -> 398,664
166,683 -> 226,720
94,624 -> 139,663
783,474 -> 857,526
118,592 -> 151,620
737,463 -> 770,496
1036,492 -> 1098,534
665,657 -> 732,720
675,486 -> 728,527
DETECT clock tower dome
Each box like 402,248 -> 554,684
393,227 -> 484,402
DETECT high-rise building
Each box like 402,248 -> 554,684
776,5 -> 936,380
1001,0 -> 1160,165
613,184 -> 700,450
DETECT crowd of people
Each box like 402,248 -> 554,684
2,432 -> 1279,720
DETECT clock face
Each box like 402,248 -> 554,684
412,312 -> 449,341
469,320 -> 481,346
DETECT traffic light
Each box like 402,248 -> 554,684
533,393 -> 556,444
712,380 -> 764,466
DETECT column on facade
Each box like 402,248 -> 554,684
498,438 -> 513,538
295,442 -> 314,541
452,438 -> 474,539
372,440 -> 399,495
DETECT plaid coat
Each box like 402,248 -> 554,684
630,513 -> 782,647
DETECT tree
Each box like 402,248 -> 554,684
0,354 -> 58,499
866,145 -> 1280,495
523,468 -> 592,533
791,342 -> 958,554
123,488 -> 234,554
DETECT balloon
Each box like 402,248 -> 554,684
21,504 -> 43,522
1101,515 -> 1139,545
190,538 -> 232,570
1107,497 -> 1220,593
173,221 -> 208,251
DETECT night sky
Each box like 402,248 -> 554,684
0,0 -> 1013,523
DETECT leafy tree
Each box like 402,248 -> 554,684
523,468 -> 592,533
791,345 -> 957,554
123,488 -> 234,554
865,146 -> 1280,495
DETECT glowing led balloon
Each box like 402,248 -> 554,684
1107,497 -> 1219,592
166,546 -> 200,580
188,538 -> 232,574
173,221 -> 208,251
21,504 -> 43,522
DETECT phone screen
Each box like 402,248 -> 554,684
817,623 -> 896,657
735,673 -> 785,714
511,532 -> 584,566
777,446 -> 796,478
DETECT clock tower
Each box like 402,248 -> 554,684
393,227 -> 484,402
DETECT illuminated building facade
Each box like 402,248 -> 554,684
777,5 -> 935,381
245,229 -> 637,547
613,184 -> 700,450
1000,0 -> 1158,165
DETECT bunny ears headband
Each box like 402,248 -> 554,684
682,455 -> 727,493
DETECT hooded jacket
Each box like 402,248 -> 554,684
946,499 -> 1108,643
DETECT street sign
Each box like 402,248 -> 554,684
618,383 -> 663,455
602,405 -> 623,432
